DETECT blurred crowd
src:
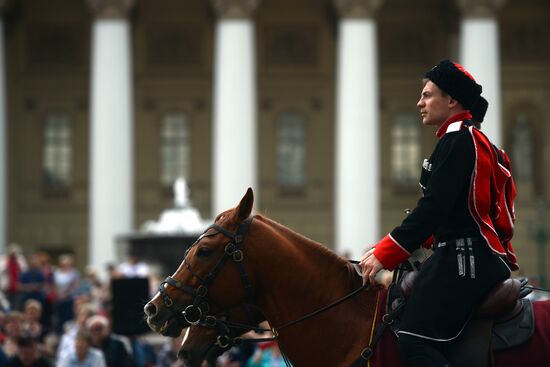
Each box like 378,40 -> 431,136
4,242 -> 544,367
0,244 -> 289,367
0,243 -> 162,367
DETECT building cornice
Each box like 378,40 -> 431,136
210,0 -> 260,20
456,0 -> 507,19
87,0 -> 135,19
333,0 -> 385,19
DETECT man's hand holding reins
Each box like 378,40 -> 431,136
360,248 -> 384,286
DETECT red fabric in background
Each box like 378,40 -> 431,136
6,254 -> 21,293
494,300 -> 550,367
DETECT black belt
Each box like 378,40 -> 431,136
434,237 -> 484,249
435,237 -> 484,279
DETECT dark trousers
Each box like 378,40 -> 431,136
398,334 -> 451,367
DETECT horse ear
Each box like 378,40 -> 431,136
236,187 -> 254,221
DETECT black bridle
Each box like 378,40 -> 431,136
157,216 -> 256,326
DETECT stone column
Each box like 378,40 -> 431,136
0,0 -> 7,253
88,0 -> 134,273
458,0 -> 506,146
334,0 -> 384,259
211,0 -> 259,215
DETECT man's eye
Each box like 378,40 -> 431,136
196,247 -> 213,258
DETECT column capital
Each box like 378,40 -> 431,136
86,0 -> 135,19
456,0 -> 506,18
333,0 -> 384,19
210,0 -> 260,19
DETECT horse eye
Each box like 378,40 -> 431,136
196,247 -> 213,258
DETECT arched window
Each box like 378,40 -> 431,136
43,112 -> 72,190
277,111 -> 306,187
511,113 -> 533,183
391,113 -> 420,186
160,112 -> 190,187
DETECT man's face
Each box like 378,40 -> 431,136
417,81 -> 453,127
89,323 -> 108,345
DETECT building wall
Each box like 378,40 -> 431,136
4,0 -> 550,281
256,0 -> 336,244
6,0 -> 91,262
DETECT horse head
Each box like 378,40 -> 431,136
178,303 -> 266,367
144,188 -> 257,338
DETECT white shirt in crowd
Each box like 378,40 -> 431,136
117,260 -> 149,278
59,347 -> 106,367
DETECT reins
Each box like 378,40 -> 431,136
202,282 -> 371,367
525,285 -> 550,293
199,277 -> 369,347
274,283 -> 369,331
200,261 -> 373,367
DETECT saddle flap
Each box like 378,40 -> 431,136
492,298 -> 534,351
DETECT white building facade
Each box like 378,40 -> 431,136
1,0 -> 549,281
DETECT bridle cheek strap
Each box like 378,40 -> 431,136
157,216 -> 256,324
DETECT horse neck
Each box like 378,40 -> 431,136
249,217 -> 379,366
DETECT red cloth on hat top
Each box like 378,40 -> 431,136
452,62 -> 476,82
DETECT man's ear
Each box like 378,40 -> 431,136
448,98 -> 459,109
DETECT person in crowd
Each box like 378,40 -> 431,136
117,254 -> 149,279
245,341 -> 286,367
54,254 -> 80,335
74,266 -> 105,312
17,254 -> 46,312
0,309 -> 8,364
21,300 -> 43,341
0,345 -> 7,365
0,290 -> 10,313
3,311 -> 24,359
157,332 -> 185,367
35,251 -> 55,335
86,315 -> 135,367
56,302 -> 97,365
360,60 -> 518,366
0,244 -> 28,310
59,328 -> 106,367
6,334 -> 52,367
128,336 -> 157,367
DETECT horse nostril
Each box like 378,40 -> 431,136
144,302 -> 157,317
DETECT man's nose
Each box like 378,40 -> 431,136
417,99 -> 423,108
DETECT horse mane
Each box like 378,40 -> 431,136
253,214 -> 360,282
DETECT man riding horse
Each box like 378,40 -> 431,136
360,60 -> 518,367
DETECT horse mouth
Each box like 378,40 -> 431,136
147,316 -> 186,337
178,343 -> 221,367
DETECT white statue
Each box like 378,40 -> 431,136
142,177 -> 209,234
174,177 -> 191,208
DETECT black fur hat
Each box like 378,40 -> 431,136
426,60 -> 488,122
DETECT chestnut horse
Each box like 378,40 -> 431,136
145,188 -> 550,367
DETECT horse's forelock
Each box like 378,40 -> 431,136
214,208 -> 234,223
